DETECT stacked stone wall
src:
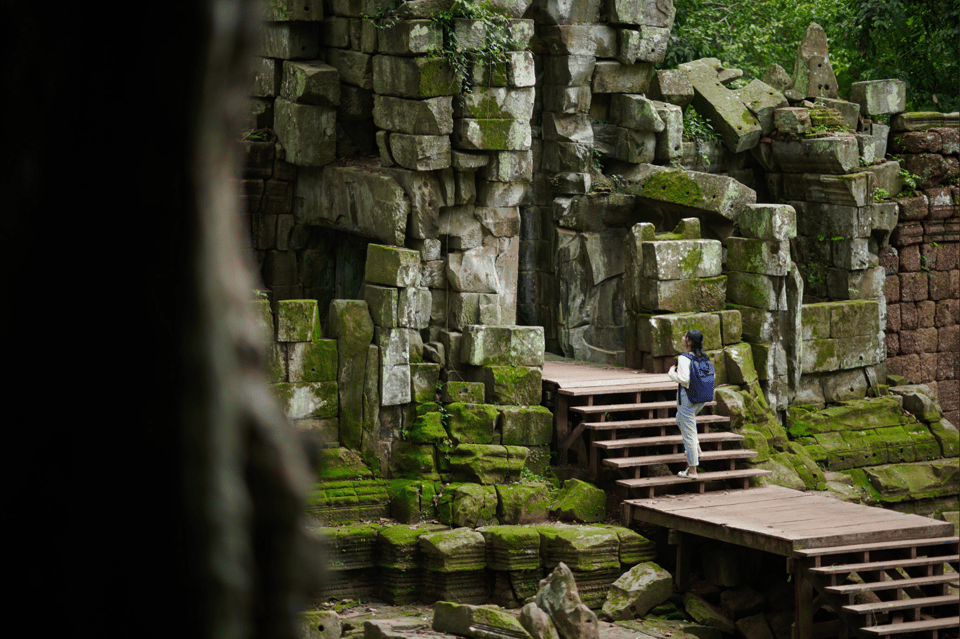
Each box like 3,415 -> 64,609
880,123 -> 960,426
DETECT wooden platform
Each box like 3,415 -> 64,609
622,485 -> 955,556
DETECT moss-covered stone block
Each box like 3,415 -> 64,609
638,276 -> 727,313
390,441 -> 438,479
496,484 -> 552,525
801,304 -> 832,341
388,479 -> 438,524
549,479 -> 606,523
433,602 -> 530,638
724,342 -> 758,385
451,483 -> 499,527
267,343 -> 286,383
640,239 -> 722,280
786,396 -> 908,438
749,342 -> 783,382
857,460 -> 960,503
928,420 -> 960,457
726,272 -> 783,311
480,365 -> 542,405
524,445 -> 552,476
751,455 -> 807,490
448,444 -> 528,484
405,410 -> 448,444
637,312 -> 722,356
363,284 -> 399,328
410,362 -> 441,403
446,402 -> 499,444
738,203 -> 797,241
501,405 -> 553,446
273,381 -> 338,419
287,339 -> 338,382
253,298 -> 275,340
461,325 -> 545,366
725,238 -> 790,276
731,303 -> 778,343
442,381 -> 486,404
706,349 -> 727,387
365,244 -> 420,288
841,428 -> 890,465
419,527 -> 487,572
315,447 -> 373,481
801,339 -> 839,374
718,309 -> 742,345
327,299 -> 375,451
277,299 -> 323,342
828,300 -> 880,338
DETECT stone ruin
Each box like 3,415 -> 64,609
243,0 -> 959,632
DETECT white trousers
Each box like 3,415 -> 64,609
677,387 -> 705,467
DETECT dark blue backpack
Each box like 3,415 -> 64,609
682,353 -> 715,403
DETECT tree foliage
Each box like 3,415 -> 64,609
664,0 -> 958,112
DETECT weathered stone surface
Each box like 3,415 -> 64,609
295,166 -> 409,246
480,365 -> 542,405
542,84 -> 592,114
549,480 -> 606,523
433,602 -> 533,639
641,239 -> 722,280
781,172 -> 875,207
496,484 -> 551,525
454,119 -> 532,151
448,444 -> 528,484
653,100 -> 684,162
390,133 -> 451,171
366,244 -> 420,287
536,563 -> 599,639
482,151 -> 533,183
327,300 -> 375,451
276,299 -> 322,342
447,249 -> 500,293
519,603 -> 560,639
651,68 -> 694,108
602,562 -> 673,621
462,325 -> 545,366
736,80 -> 788,135
455,86 -> 535,121
790,24 -> 838,99
726,272 -> 785,311
637,312 -> 722,356
540,24 -> 616,56
280,60 -> 340,106
274,381 -> 338,420
274,98 -> 336,166
772,136 -> 859,174
373,95 -> 453,135
376,327 -> 411,406
607,0 -> 676,28
262,22 -> 319,59
501,406 -> 553,446
774,107 -> 812,136
610,94 -> 665,132
683,592 -> 736,635
795,201 -> 872,239
726,238 -> 790,276
379,168 -> 443,240
376,19 -> 442,55
446,403 -> 498,445
325,48 -> 373,90
592,61 -> 653,94
372,55 -> 459,98
815,97 -> 859,130
681,60 -> 762,152
851,79 -> 906,116
738,203 -> 797,240
631,164 -> 757,222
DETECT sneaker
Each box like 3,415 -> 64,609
678,470 -> 697,479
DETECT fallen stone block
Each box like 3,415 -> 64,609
610,94 -> 665,132
602,562 -> 673,621
455,86 -> 535,120
736,80 -> 787,135
519,603 -> 559,639
631,164 -> 757,222
653,100 -> 684,162
781,172 -> 875,207
773,107 -> 812,136
650,68 -> 694,109
549,480 -> 606,523
681,60 -> 762,152
433,601 -> 533,639
634,26 -> 670,63
535,563 -> 600,639
261,21 -> 318,59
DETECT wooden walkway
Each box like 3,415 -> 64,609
623,486 -> 959,639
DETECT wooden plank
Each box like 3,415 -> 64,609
810,555 -> 960,575
596,432 -> 743,449
604,449 -> 757,468
616,469 -> 772,488
843,594 -> 959,615
860,616 -> 960,635
796,524 -> 959,550
573,400 -> 715,414
584,415 -> 730,430
559,382 -> 676,396
825,574 -> 958,595
795,536 -> 960,558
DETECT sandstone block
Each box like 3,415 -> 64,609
461,325 -> 545,366
365,244 -> 420,287
373,95 -> 452,135
771,136 -> 858,174
281,60 -> 340,106
390,133 -> 451,170
726,272 -> 785,311
372,55 -> 458,98
738,203 -> 797,240
641,239 -> 722,279
736,79 -> 788,135
454,119 -> 532,151
725,238 -> 790,276
376,19 -> 442,55
851,79 -> 906,116
681,60 -> 761,152
650,68 -> 693,108
274,98 -> 336,167
592,61 -> 654,94
262,22 -> 318,59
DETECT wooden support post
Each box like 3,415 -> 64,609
556,395 -> 569,465
794,564 -> 813,639
676,531 -> 691,592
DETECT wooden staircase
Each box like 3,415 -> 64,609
543,361 -> 771,498
793,536 -> 960,639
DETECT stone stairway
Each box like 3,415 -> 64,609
563,383 -> 771,498
793,536 -> 960,639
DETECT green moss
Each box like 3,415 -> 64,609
678,245 -> 703,277
814,339 -> 836,370
640,171 -> 704,207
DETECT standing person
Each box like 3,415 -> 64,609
668,330 -> 709,478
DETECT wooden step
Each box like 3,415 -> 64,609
584,414 -> 731,431
616,468 -> 773,489
604,449 -> 758,469
860,616 -> 960,636
595,432 -> 744,450
810,554 -> 960,575
824,573 -> 959,595
844,594 -> 960,615
571,400 -> 715,415
795,536 -> 959,559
